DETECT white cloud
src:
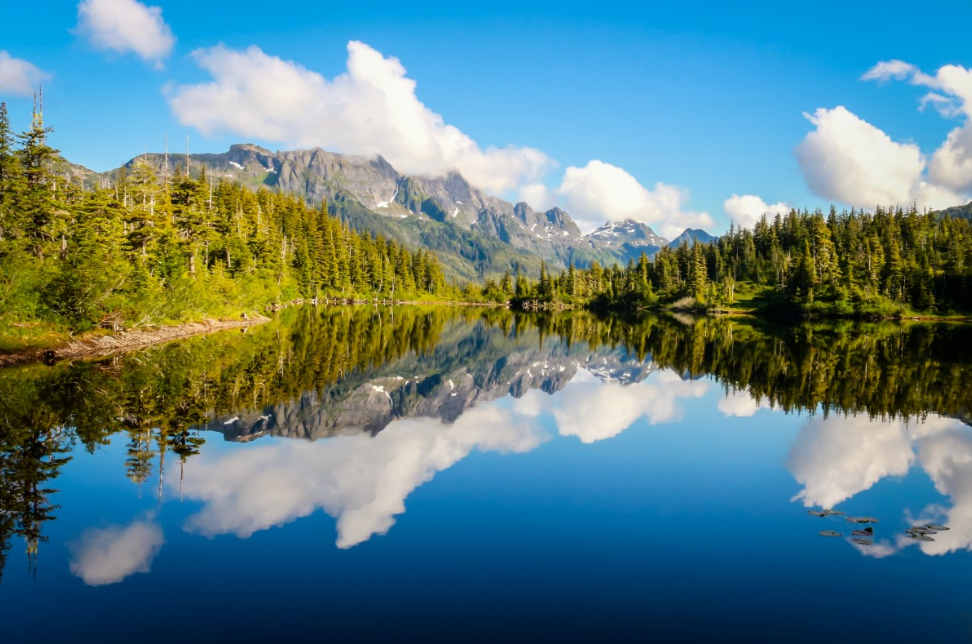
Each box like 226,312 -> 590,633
929,119 -> 972,194
552,369 -> 709,443
0,52 -> 50,97
69,519 -> 164,586
851,539 -> 897,559
517,183 -> 557,213
803,60 -> 972,210
178,403 -> 545,549
795,106 -> 934,209
861,60 -> 921,83
912,430 -> 972,556
169,41 -> 712,232
168,42 -> 550,195
75,0 -> 175,67
787,413 -> 959,511
553,160 -> 714,238
717,389 -> 772,418
723,194 -> 790,231
919,92 -> 962,118
175,361 -> 708,546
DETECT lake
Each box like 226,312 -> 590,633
1,306 -> 971,642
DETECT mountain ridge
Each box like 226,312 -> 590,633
64,144 -> 708,279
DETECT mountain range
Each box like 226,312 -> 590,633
65,144 -> 717,281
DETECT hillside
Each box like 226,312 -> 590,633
667,228 -> 718,248
933,201 -> 972,221
78,144 -> 690,279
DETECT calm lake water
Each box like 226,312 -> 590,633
1,306 -> 971,642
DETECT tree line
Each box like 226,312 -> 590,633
0,101 -> 455,336
504,206 -> 972,316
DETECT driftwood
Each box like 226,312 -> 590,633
0,316 -> 270,369
516,300 -> 574,311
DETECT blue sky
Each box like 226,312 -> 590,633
2,0 -> 971,236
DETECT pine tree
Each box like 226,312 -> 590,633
0,102 -> 23,243
16,99 -> 59,258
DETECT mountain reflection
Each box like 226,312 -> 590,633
179,369 -> 713,547
2,305 -> 972,578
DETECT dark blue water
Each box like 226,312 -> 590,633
1,309 -> 970,642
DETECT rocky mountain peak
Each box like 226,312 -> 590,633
545,207 -> 581,236
90,143 -> 714,279
586,219 -> 668,252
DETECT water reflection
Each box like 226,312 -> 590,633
69,517 -> 164,586
548,369 -> 708,443
2,306 -> 972,580
179,367 -> 714,548
182,404 -> 544,548
787,412 -> 972,557
718,389 -> 771,417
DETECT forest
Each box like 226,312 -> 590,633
507,206 -> 972,317
3,96 -> 972,351
0,101 -> 454,345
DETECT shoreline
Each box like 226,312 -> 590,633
0,316 -> 271,369
5,298 -> 967,369
0,301 -> 508,368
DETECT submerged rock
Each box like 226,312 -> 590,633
907,527 -> 937,535
819,530 -> 843,537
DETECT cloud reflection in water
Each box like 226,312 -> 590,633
786,411 -> 972,556
69,518 -> 165,586
178,367 -> 708,547
179,404 -> 545,548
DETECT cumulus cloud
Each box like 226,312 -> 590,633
169,41 -> 710,234
178,404 -> 545,549
552,369 -> 709,443
75,0 -> 175,67
799,60 -> 972,211
552,160 -> 714,238
69,519 -> 164,586
929,116 -> 972,193
0,52 -> 50,97
723,194 -> 790,231
861,61 -> 972,195
795,106 -> 940,209
168,42 -> 550,194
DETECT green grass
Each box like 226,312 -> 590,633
0,317 -> 73,353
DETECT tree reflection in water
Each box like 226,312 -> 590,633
2,305 -> 971,580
